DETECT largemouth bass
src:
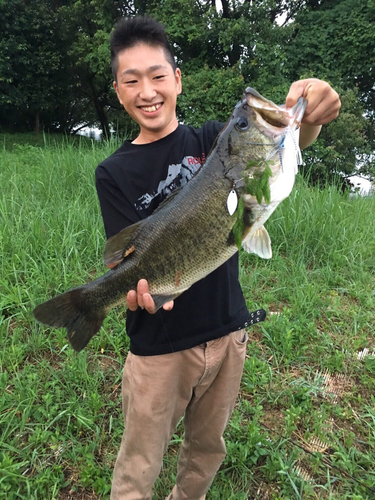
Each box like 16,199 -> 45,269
33,88 -> 307,351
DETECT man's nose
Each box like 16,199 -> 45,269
139,79 -> 157,101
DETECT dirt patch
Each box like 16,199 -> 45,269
252,481 -> 280,499
58,489 -> 101,500
6,318 -> 19,333
97,353 -> 122,371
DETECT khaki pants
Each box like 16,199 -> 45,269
111,329 -> 248,500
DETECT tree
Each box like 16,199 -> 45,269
0,0 -> 133,135
58,0 -> 125,138
300,88 -> 375,187
285,0 -> 375,112
284,0 -> 375,186
0,0 -> 373,188
143,0 -> 292,122
0,0 -> 65,132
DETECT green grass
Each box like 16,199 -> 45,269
1,133 -> 374,499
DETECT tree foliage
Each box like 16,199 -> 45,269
0,0 -> 373,186
284,0 -> 375,186
301,88 -> 375,187
0,0 -> 65,132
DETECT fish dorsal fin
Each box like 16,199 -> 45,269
104,222 -> 141,268
242,226 -> 272,259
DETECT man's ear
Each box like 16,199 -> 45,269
175,68 -> 182,96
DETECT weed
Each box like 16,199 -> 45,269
1,134 -> 374,498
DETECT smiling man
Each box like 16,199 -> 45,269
113,43 -> 182,144
95,16 -> 340,500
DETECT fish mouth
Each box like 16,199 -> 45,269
244,87 -> 307,134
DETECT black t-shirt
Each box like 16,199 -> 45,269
95,122 -> 251,355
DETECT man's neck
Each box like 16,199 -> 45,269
132,119 -> 179,145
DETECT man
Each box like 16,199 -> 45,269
95,16 -> 340,500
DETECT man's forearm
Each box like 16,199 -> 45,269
299,123 -> 322,150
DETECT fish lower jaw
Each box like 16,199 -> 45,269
270,175 -> 295,203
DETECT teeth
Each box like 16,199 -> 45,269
142,104 -> 161,112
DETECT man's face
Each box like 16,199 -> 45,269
114,43 -> 182,143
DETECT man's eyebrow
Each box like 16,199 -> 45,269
120,64 -> 169,77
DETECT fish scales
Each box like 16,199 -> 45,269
134,177 -> 236,293
33,87 -> 307,351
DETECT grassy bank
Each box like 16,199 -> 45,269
0,135 -> 374,499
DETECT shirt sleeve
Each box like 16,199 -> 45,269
95,165 -> 139,239
202,120 -> 226,153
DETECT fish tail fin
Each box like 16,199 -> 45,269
33,287 -> 106,352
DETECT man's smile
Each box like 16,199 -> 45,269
138,103 -> 163,113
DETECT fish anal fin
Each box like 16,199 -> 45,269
104,223 -> 141,268
152,291 -> 186,311
242,226 -> 272,259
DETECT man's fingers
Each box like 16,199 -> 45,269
163,301 -> 174,311
127,279 -> 174,313
304,106 -> 339,126
142,293 -> 156,314
303,100 -> 331,125
127,290 -> 139,311
126,280 -> 151,311
285,80 -> 310,109
130,279 -> 157,314
136,278 -> 149,309
302,90 -> 340,125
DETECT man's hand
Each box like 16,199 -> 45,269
286,78 -> 341,126
286,78 -> 341,149
126,279 -> 174,314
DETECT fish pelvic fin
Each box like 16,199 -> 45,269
104,222 -> 141,268
33,287 -> 106,352
242,225 -> 272,259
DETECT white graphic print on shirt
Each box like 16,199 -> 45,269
135,155 -> 205,210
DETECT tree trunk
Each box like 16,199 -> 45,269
34,112 -> 40,134
91,85 -> 111,139
96,103 -> 111,139
221,0 -> 230,18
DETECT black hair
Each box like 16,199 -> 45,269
110,16 -> 177,81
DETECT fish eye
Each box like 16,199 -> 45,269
235,117 -> 249,131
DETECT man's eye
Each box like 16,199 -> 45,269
125,80 -> 137,84
154,75 -> 166,80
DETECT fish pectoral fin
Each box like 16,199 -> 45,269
242,226 -> 272,259
104,222 -> 141,268
152,291 -> 185,312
